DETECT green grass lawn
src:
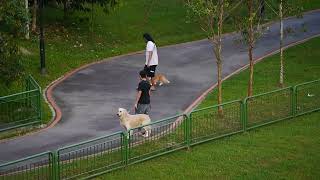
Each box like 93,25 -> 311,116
95,36 -> 320,179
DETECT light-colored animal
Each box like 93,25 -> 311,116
151,73 -> 170,86
117,108 -> 151,137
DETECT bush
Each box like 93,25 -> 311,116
0,33 -> 24,86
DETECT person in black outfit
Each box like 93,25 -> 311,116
134,70 -> 151,114
143,33 -> 159,91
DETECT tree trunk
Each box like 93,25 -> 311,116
31,0 -> 37,32
63,0 -> 68,20
279,0 -> 284,87
25,0 -> 30,39
247,0 -> 254,97
217,0 -> 224,115
259,0 -> 265,19
90,0 -> 94,33
248,45 -> 254,97
217,58 -> 223,115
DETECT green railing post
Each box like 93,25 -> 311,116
48,152 -> 54,180
38,87 -> 42,123
292,86 -> 297,117
122,132 -> 129,166
26,75 -> 30,91
50,151 -> 55,180
185,114 -> 191,148
54,151 -> 60,180
26,76 -> 30,107
242,99 -> 248,132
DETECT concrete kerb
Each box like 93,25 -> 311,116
1,9 -> 319,143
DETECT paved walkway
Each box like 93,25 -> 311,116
1,10 -> 320,164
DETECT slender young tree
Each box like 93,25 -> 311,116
279,0 -> 284,87
25,0 -> 30,39
247,0 -> 255,97
234,0 -> 263,97
260,0 -> 303,87
186,0 -> 228,114
31,0 -> 37,32
277,0 -> 302,87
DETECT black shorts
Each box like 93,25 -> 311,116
144,65 -> 157,78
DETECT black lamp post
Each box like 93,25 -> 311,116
39,0 -> 46,74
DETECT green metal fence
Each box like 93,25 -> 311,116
56,132 -> 124,180
0,75 -> 42,132
0,79 -> 319,180
245,87 -> 293,130
190,100 -> 243,145
128,114 -> 187,164
295,79 -> 320,116
0,152 -> 53,180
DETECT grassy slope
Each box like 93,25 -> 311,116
198,35 -> 320,108
97,36 -> 320,179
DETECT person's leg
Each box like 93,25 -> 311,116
144,104 -> 151,115
137,104 -> 150,115
144,65 -> 152,85
135,104 -> 144,114
136,104 -> 149,134
140,104 -> 151,136
149,65 -> 157,90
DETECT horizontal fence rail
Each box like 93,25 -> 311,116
0,79 -> 319,180
0,75 -> 42,133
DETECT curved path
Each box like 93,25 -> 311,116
1,10 -> 320,164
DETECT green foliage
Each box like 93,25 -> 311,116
55,0 -> 120,13
0,0 -> 29,36
185,0 -> 230,39
0,0 -> 26,86
0,33 -> 24,86
233,1 -> 266,46
279,0 -> 303,17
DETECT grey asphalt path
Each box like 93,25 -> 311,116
1,10 -> 320,164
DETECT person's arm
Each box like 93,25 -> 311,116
135,90 -> 142,109
147,51 -> 153,67
146,42 -> 154,67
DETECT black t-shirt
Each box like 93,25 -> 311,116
137,80 -> 151,104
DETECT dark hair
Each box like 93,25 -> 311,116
139,70 -> 147,78
143,33 -> 155,43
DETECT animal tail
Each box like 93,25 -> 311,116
163,76 -> 170,84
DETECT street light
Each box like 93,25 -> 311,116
39,0 -> 46,74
